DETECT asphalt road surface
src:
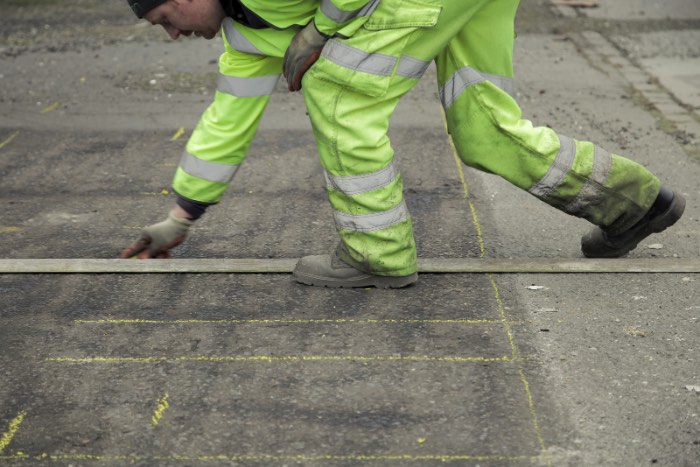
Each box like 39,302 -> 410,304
1,0 -> 699,465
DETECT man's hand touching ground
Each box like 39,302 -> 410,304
120,208 -> 194,259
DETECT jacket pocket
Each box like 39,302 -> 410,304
363,0 -> 442,30
308,0 -> 441,97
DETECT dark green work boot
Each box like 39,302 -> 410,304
293,251 -> 417,289
581,187 -> 685,258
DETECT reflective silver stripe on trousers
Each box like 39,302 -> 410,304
222,19 -> 264,55
180,151 -> 239,184
322,39 -> 396,76
440,67 -> 515,110
528,135 -> 576,199
333,200 -> 410,232
325,161 -> 399,196
218,72 -> 280,97
565,145 -> 613,215
396,55 -> 431,79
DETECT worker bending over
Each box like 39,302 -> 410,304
122,0 -> 685,288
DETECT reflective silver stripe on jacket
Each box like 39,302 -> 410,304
565,145 -> 613,215
358,0 -> 381,17
440,67 -> 514,109
222,19 -> 264,55
322,39 -> 396,76
528,135 -> 576,199
218,72 -> 280,97
325,161 -> 398,196
180,151 -> 239,184
320,0 -> 380,23
320,0 -> 363,23
396,55 -> 431,79
333,200 -> 410,232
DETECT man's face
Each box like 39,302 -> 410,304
144,0 -> 226,40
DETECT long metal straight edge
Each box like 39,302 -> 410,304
0,258 -> 698,274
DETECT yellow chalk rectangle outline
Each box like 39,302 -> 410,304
46,355 -> 525,364
75,318 -> 507,325
0,452 -> 537,462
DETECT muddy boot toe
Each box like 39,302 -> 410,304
581,187 -> 685,258
293,253 -> 417,289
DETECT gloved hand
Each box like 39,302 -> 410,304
283,21 -> 329,92
120,209 -> 194,259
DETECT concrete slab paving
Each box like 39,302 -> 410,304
582,0 -> 700,21
642,56 -> 700,110
606,29 -> 700,139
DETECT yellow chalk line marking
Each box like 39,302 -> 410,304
170,127 -> 186,141
448,138 -> 485,257
490,275 -> 518,360
123,225 -> 210,231
445,115 -> 552,466
141,189 -> 170,196
490,266 -> 549,461
40,102 -> 60,114
151,393 -> 170,427
0,410 -> 27,454
519,368 -> 548,456
75,318 -> 510,325
0,131 -> 19,151
0,227 -> 23,234
46,355 -> 526,364
0,453 -> 536,462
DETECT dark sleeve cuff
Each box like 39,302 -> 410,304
175,193 -> 216,220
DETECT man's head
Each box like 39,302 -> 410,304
127,0 -> 226,40
127,0 -> 168,18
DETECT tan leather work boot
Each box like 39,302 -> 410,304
293,250 -> 417,289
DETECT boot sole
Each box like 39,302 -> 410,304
293,270 -> 418,289
583,192 -> 686,258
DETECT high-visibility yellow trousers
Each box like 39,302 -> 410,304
302,0 -> 660,276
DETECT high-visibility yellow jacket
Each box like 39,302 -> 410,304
221,0 -> 379,36
172,0 -> 380,215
